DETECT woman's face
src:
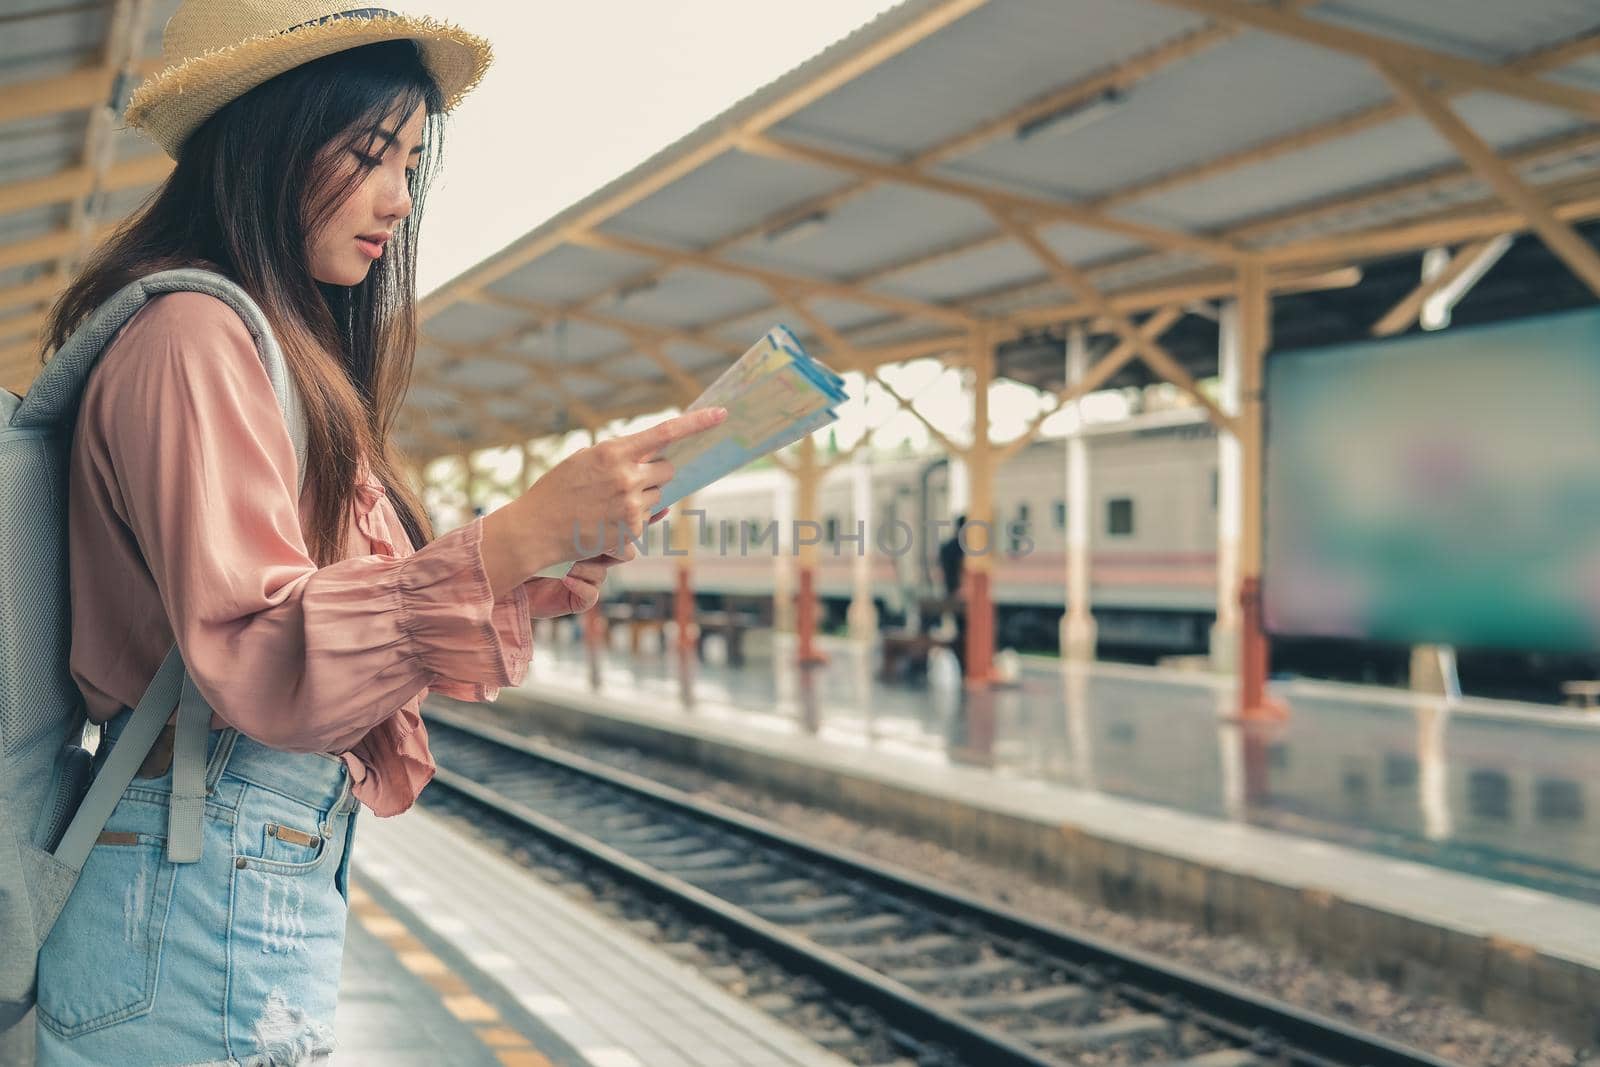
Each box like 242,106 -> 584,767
306,102 -> 425,286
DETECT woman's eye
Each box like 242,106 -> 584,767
352,150 -> 382,168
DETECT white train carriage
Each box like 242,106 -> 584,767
615,409 -> 1225,653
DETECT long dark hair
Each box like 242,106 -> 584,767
43,39 -> 444,565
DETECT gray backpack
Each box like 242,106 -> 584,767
0,269 -> 308,1035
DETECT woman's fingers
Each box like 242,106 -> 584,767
635,458 -> 675,489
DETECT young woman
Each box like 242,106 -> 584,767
33,4 -> 724,1064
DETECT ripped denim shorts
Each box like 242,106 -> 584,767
36,708 -> 359,1067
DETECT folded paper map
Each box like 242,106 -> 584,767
534,325 -> 847,578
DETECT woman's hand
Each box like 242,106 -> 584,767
480,407 -> 727,600
525,542 -> 641,617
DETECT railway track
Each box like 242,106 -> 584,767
422,707 -> 1459,1067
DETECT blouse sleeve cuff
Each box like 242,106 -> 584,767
396,516 -> 533,690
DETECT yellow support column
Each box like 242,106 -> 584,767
1236,263 -> 1287,727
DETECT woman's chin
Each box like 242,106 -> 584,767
311,257 -> 374,286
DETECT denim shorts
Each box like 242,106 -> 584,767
36,709 -> 359,1067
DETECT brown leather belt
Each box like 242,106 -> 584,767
132,723 -> 178,779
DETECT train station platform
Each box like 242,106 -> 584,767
465,627 -> 1600,1045
339,802 -> 851,1067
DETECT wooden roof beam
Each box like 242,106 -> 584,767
988,204 -> 1237,435
995,305 -> 1185,464
1378,64 -> 1600,299
1370,236 -> 1510,337
864,367 -> 965,457
1154,0 -> 1600,120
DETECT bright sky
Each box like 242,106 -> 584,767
405,1 -> 898,296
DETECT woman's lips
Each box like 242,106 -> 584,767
355,236 -> 385,259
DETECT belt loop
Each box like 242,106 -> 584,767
205,728 -> 239,791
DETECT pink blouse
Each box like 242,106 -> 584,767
67,291 -> 535,817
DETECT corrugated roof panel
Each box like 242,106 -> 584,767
657,342 -> 732,379
97,182 -> 157,221
720,179 -> 995,280
877,236 -> 1043,302
484,243 -> 657,306
406,384 -> 459,413
1309,0 -> 1600,64
435,359 -> 533,392
1,4 -> 109,85
0,113 -> 88,184
1130,91 -> 1586,233
485,395 -> 534,424
1554,54 -> 1600,91
772,0 -> 1206,158
0,204 -> 65,246
425,300 -> 526,347
524,318 -> 626,363
604,148 -> 850,249
796,295 -> 893,334
937,31 -> 1386,201
596,262 -> 771,330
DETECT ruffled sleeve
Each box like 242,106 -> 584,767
90,291 -> 531,755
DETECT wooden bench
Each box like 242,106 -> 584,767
1561,680 -> 1600,709
601,591 -> 672,655
696,595 -> 770,667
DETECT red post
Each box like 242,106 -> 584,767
674,568 -> 696,654
797,566 -> 828,667
964,568 -> 995,688
1237,576 -> 1286,722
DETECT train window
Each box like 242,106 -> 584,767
1536,779 -> 1584,821
1107,498 -> 1135,537
1468,770 -> 1512,820
1384,753 -> 1418,788
1053,500 -> 1066,530
1010,503 -> 1031,555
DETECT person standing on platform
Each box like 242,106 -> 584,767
938,515 -> 968,674
33,4 -> 727,1064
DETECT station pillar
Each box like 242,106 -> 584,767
671,493 -> 698,654
847,450 -> 879,641
1235,263 -> 1286,723
1211,300 -> 1243,672
772,475 -> 795,634
1059,323 -> 1097,662
964,325 -> 998,689
795,434 -> 828,667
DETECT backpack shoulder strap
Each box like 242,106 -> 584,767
13,268 -> 309,491
42,269 -> 313,870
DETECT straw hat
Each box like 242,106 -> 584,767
125,2 -> 492,159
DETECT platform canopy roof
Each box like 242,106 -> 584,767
0,2 -> 179,386
4,1 -> 1600,462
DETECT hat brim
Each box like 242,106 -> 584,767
125,13 -> 491,159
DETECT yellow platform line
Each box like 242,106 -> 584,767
349,882 -> 556,1067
